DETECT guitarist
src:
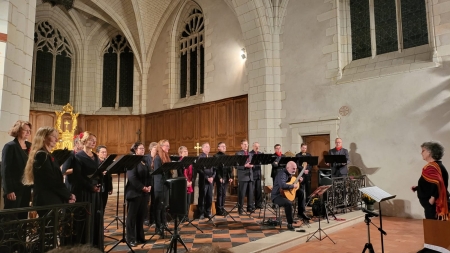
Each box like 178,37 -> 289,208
271,161 -> 302,231
296,143 -> 312,221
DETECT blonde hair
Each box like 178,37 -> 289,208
178,146 -> 187,155
23,127 -> 57,185
148,141 -> 158,152
80,131 -> 96,145
8,120 -> 32,138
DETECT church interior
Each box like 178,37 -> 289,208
1,0 -> 450,252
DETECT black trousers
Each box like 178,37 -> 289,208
238,181 -> 254,211
215,179 -> 229,211
154,191 -> 167,229
3,188 -> 31,219
419,198 -> 436,219
198,181 -> 213,215
186,193 -> 191,215
296,185 -> 306,214
126,195 -> 147,242
304,175 -> 311,199
254,178 -> 262,207
273,196 -> 293,224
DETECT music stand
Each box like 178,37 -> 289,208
324,154 -> 347,174
100,154 -> 118,230
105,155 -> 144,253
277,157 -> 299,167
52,148 -> 72,166
177,156 -> 203,232
359,186 -> 396,253
248,154 -> 279,224
306,185 -> 336,244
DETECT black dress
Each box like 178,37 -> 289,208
33,149 -> 71,209
1,138 -> 32,219
73,150 -> 104,249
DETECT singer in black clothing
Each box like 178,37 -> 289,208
23,127 -> 76,218
72,131 -> 103,250
61,135 -> 83,192
97,145 -> 113,214
197,142 -> 216,219
271,144 -> 285,186
236,139 -> 254,214
145,142 -> 158,226
327,138 -> 350,177
295,143 -> 312,220
125,142 -> 151,246
214,142 -> 233,215
412,142 -> 449,220
250,142 -> 263,209
271,161 -> 302,231
153,139 -> 172,236
1,120 -> 32,219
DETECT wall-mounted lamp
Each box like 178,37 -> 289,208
241,48 -> 247,59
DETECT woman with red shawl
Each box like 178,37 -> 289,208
412,141 -> 449,220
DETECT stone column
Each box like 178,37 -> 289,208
0,0 -> 36,208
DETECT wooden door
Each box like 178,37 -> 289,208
302,135 -> 330,192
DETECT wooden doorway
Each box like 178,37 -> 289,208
302,134 -> 330,192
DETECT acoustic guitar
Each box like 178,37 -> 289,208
282,163 -> 307,201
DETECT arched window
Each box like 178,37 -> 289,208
179,8 -> 204,99
102,35 -> 134,108
350,0 -> 428,60
32,21 -> 72,105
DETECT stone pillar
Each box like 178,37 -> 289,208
0,0 -> 36,208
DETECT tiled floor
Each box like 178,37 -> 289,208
280,216 -> 424,253
103,195 -> 297,253
102,194 -> 425,253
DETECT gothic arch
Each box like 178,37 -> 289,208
166,0 -> 205,108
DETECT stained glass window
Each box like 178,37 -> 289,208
401,0 -> 428,49
374,0 -> 398,55
102,35 -> 134,107
179,8 -> 204,98
350,0 -> 371,60
33,21 -> 72,105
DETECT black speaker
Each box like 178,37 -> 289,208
165,177 -> 187,215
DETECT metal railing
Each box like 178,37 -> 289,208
326,175 -> 366,212
0,202 -> 91,253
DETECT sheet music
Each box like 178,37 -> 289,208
359,186 -> 396,202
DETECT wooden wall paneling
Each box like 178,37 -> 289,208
164,110 -> 179,149
121,116 -> 141,154
180,107 -> 196,154
198,104 -> 212,146
215,100 -> 234,153
144,117 -> 153,144
153,114 -> 165,143
104,117 -> 119,154
233,97 -> 248,151
140,115 -> 146,144
29,95 -> 246,155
